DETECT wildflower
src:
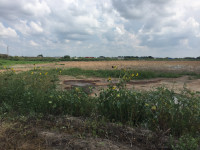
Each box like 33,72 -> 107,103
136,73 -> 139,77
108,77 -> 111,81
11,68 -> 14,70
112,86 -> 116,90
131,73 -> 134,77
3,66 -> 6,69
112,66 -> 118,69
48,101 -> 52,104
39,73 -> 42,75
117,94 -> 120,97
45,72 -> 48,75
31,72 -> 34,75
145,103 -> 149,107
151,106 -> 156,111
59,70 -> 62,74
75,87 -> 80,92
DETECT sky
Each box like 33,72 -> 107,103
0,0 -> 200,57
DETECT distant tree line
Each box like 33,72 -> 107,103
1,54 -> 200,61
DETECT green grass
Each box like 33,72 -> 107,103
44,68 -> 200,80
0,59 -> 50,69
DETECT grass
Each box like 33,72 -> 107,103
0,69 -> 199,149
44,67 -> 200,80
0,59 -> 50,69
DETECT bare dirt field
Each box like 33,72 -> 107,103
10,60 -> 200,72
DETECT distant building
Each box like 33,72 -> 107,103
118,56 -> 124,60
85,57 -> 95,58
98,56 -> 105,59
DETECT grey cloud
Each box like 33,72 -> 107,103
0,0 -> 51,23
0,0 -> 200,57
111,0 -> 172,20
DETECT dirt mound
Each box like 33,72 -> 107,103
0,116 -> 172,150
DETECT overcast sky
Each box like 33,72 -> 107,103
0,0 -> 200,57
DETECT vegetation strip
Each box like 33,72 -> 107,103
43,68 -> 200,79
0,69 -> 199,149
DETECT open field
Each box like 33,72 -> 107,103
9,60 -> 200,73
0,60 -> 200,149
3,60 -> 200,93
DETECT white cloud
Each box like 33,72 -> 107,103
15,20 -> 43,35
30,21 -> 43,33
23,0 -> 51,17
0,22 -> 17,38
30,40 -> 39,46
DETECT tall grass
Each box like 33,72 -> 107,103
0,69 -> 199,146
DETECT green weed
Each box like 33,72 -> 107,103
0,68 -> 199,147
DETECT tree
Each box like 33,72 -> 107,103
37,54 -> 43,57
63,55 -> 70,59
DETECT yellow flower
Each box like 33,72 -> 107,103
3,66 -> 6,69
11,68 -> 14,70
151,106 -> 156,111
112,86 -> 116,90
108,77 -> 111,81
112,66 -> 118,69
131,73 -> 134,77
45,72 -> 48,75
39,73 -> 42,75
136,73 -> 139,77
31,72 -> 34,75
145,103 -> 149,107
117,94 -> 120,97
59,70 -> 62,74
75,87 -> 80,92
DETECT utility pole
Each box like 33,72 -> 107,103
7,45 -> 9,56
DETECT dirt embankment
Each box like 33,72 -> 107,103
0,116 -> 170,150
